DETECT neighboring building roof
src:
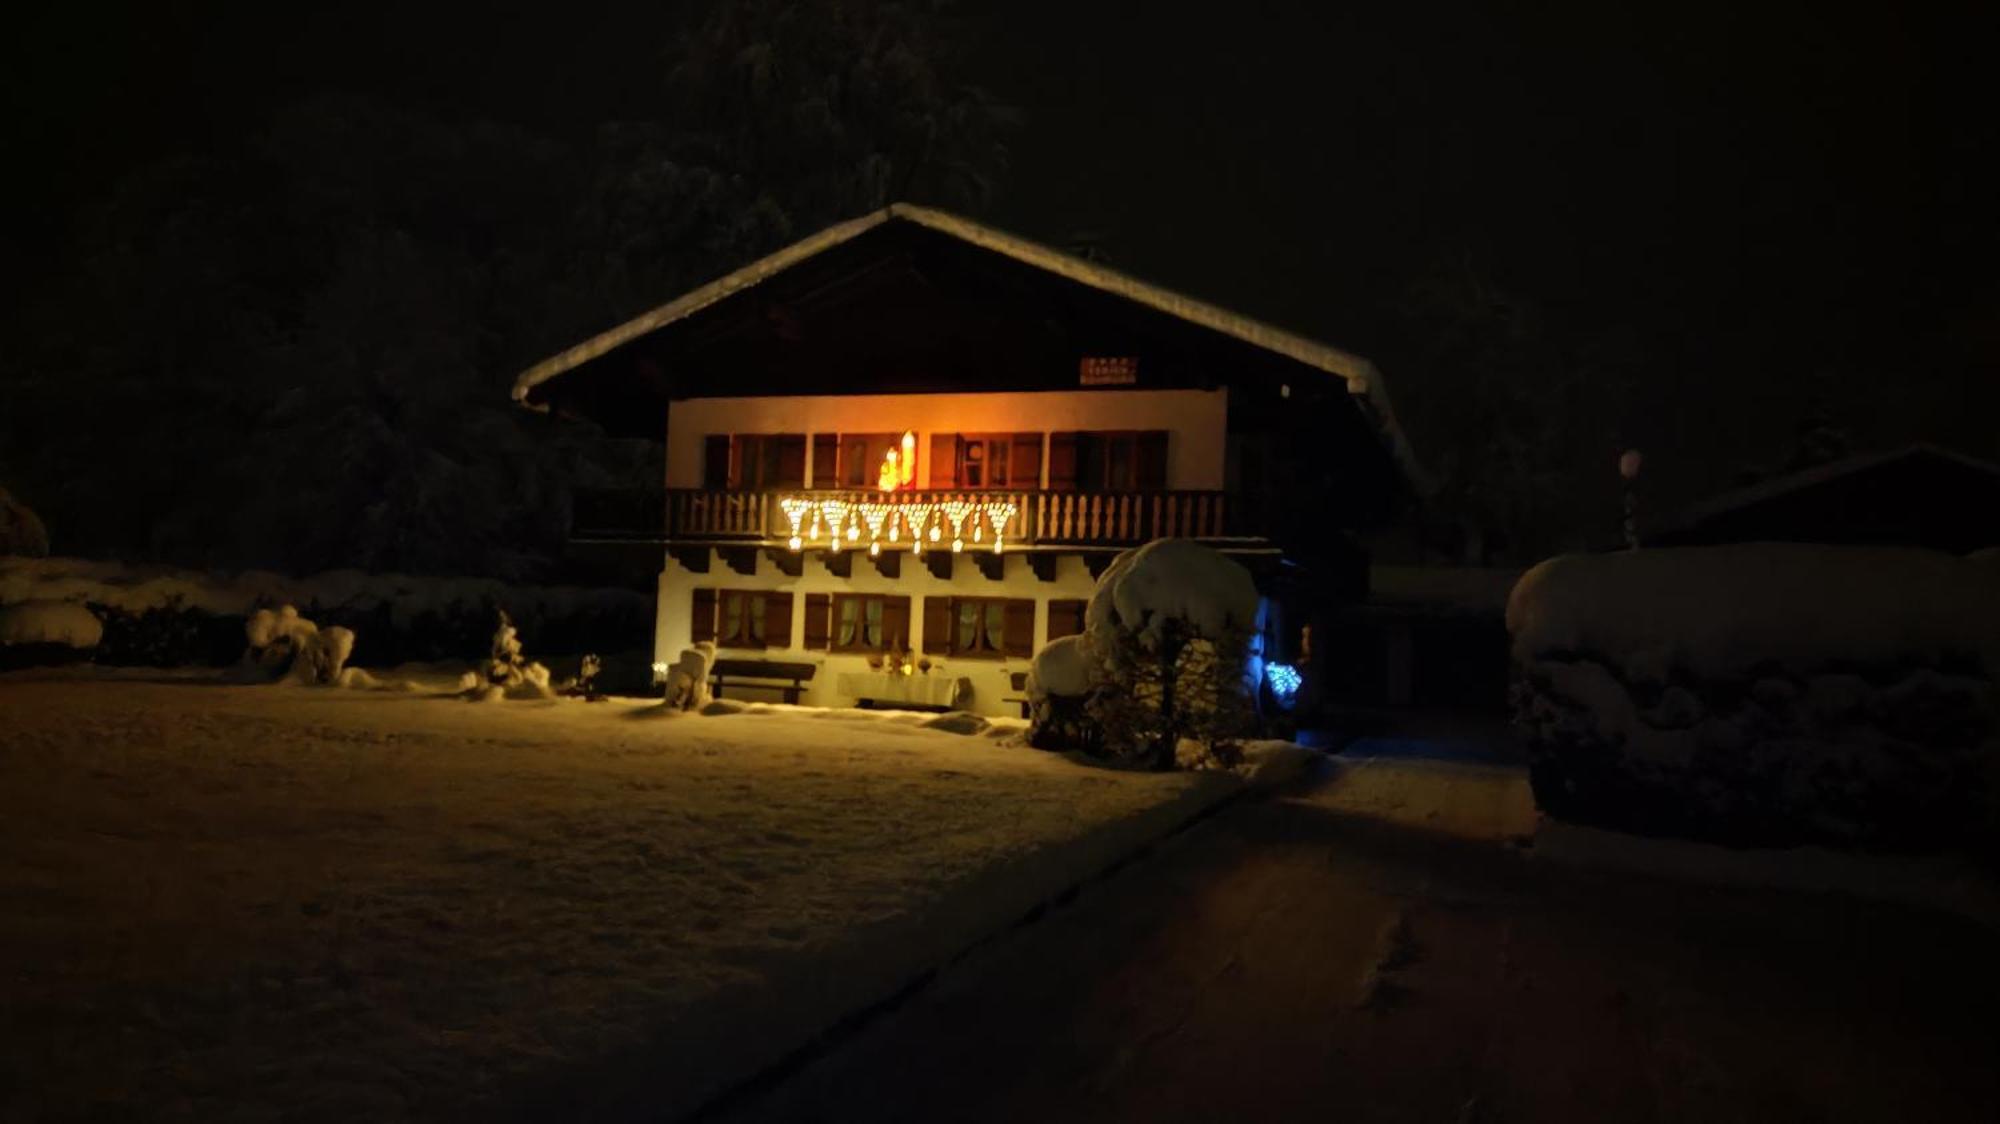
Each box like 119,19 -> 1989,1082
512,202 -> 1426,491
1645,443 -> 2000,554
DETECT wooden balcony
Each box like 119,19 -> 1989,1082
573,488 -> 1258,547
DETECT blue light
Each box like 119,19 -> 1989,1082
1266,662 -> 1302,708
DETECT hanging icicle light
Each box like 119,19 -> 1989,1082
939,500 -> 976,554
978,500 -> 1018,554
900,502 -> 936,554
779,497 -> 813,552
818,498 -> 852,551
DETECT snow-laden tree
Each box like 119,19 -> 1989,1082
1039,540 -> 1264,770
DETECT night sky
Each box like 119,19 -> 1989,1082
6,1 -> 1994,518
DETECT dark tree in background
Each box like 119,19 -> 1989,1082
0,0 -> 1013,580
1380,253 -> 1656,563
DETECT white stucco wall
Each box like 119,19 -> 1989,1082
663,388 -> 1228,491
655,547 -> 1103,717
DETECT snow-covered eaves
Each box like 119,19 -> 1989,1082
511,203 -> 1428,493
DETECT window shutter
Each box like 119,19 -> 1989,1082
1009,433 -> 1043,489
1136,431 -> 1169,490
880,596 -> 912,651
811,434 -> 838,489
726,437 -> 745,489
922,596 -> 953,654
1047,433 -> 1079,491
776,435 -> 807,488
690,588 -> 718,643
703,436 -> 732,490
930,433 -> 960,488
1002,600 -> 1035,657
762,592 -> 793,650
1046,598 -> 1086,641
803,593 -> 831,650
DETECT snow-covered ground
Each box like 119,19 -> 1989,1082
0,673 -> 1289,1122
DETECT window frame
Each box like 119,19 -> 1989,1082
693,588 -> 791,650
928,595 -> 1035,659
828,593 -> 911,654
955,434 -> 1014,490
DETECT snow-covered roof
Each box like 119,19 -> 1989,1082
512,203 -> 1425,490
1648,443 -> 2000,543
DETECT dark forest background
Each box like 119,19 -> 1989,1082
3,0 -> 1994,577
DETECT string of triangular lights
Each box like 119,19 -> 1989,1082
781,496 -> 1019,555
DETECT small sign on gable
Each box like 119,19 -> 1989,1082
1079,356 -> 1138,386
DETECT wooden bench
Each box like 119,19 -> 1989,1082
709,658 -> 818,705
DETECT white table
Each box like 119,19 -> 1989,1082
835,671 -> 970,709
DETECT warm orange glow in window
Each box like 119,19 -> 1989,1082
877,431 -> 919,491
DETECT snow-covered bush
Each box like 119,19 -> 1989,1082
1026,540 -> 1262,769
241,605 -> 355,685
1508,545 -> 2000,851
1025,634 -> 1099,752
0,487 -> 50,557
0,600 -> 103,668
0,600 -> 103,648
466,609 -> 555,700
663,641 -> 718,711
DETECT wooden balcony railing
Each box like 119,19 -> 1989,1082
573,488 -> 1254,546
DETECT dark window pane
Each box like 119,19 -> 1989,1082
1108,436 -> 1134,490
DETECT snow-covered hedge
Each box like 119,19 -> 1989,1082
0,557 -> 650,668
0,600 -> 103,668
1508,545 -> 2000,851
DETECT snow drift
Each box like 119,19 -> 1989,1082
1509,545 -> 2000,851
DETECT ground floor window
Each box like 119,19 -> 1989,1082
1046,599 -> 1086,642
690,588 -> 792,649
801,593 -> 911,653
923,596 -> 1034,658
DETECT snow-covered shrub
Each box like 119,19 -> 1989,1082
560,653 -> 604,699
1508,545 -> 2000,851
0,487 -> 50,558
0,600 -> 103,648
0,600 -> 102,668
1029,540 -> 1263,770
469,609 -> 556,700
663,641 -> 718,711
240,605 -> 355,684
1025,634 -> 1100,752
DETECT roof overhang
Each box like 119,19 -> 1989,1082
513,203 -> 1427,493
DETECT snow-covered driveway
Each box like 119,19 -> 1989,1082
0,675 -> 1244,1122
726,746 -> 2000,1123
